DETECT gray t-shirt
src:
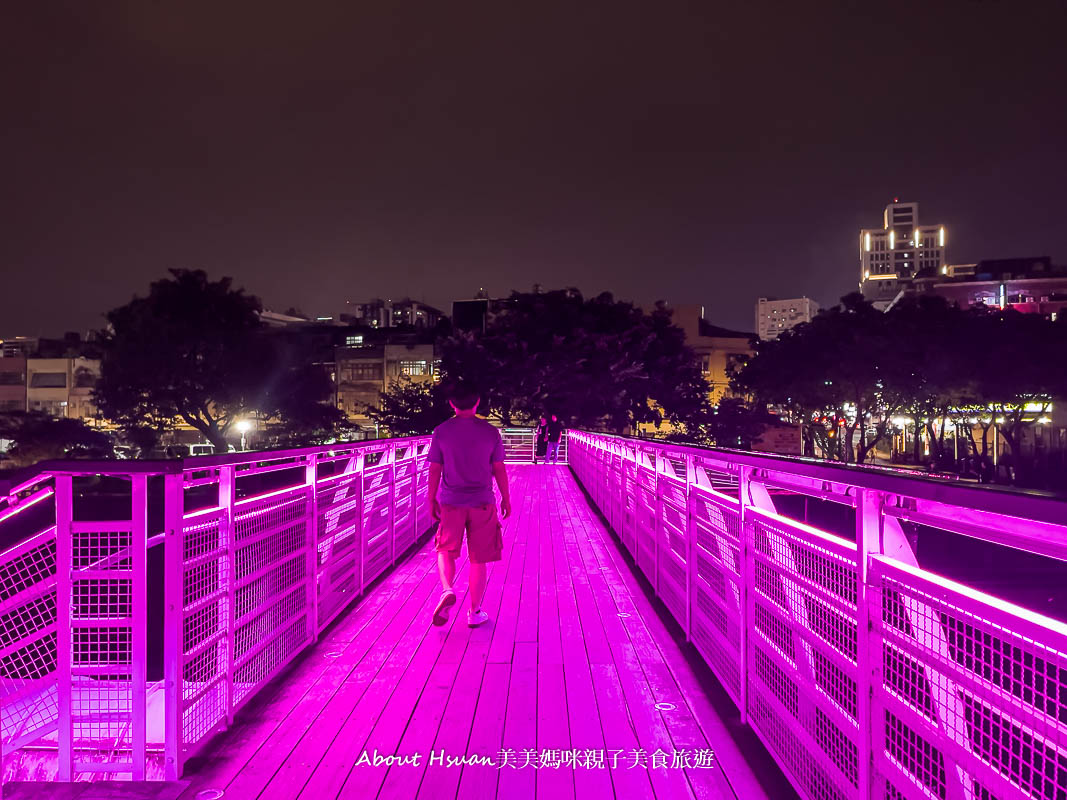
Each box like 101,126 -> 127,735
428,417 -> 506,506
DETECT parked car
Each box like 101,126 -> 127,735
189,443 -> 237,457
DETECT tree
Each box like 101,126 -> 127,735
733,291 -> 1067,482
94,270 -> 266,451
732,293 -> 902,464
0,413 -> 113,468
260,363 -> 350,447
879,295 -> 975,467
673,398 -> 777,449
435,289 -> 711,432
968,308 -> 1067,483
366,376 -> 452,436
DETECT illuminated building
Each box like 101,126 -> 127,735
755,297 -> 819,340
340,298 -> 443,329
859,200 -> 947,309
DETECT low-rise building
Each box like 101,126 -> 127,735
671,305 -> 755,406
341,298 -> 443,330
335,340 -> 438,427
755,297 -> 819,340
0,337 -> 38,359
25,357 -> 101,422
903,256 -> 1067,318
0,357 -> 26,412
636,304 -> 755,437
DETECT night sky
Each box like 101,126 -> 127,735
5,1 -> 1066,337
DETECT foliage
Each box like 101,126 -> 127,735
0,413 -> 113,468
260,363 -> 350,447
732,293 -> 897,463
732,292 -> 1067,482
365,376 -> 451,436
95,270 -> 346,450
967,309 -> 1067,481
434,289 -> 711,432
701,398 -> 780,449
94,269 -> 265,450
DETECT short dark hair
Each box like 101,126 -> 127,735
447,381 -> 481,410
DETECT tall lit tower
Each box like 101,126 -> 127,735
859,200 -> 946,309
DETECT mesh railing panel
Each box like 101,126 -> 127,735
179,509 -> 228,750
171,436 -> 433,772
568,430 -> 1067,800
315,472 -> 361,631
691,485 -> 744,704
1,436 -> 437,783
0,529 -> 59,751
872,557 -> 1067,800
747,509 -> 860,799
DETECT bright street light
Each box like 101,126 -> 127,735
236,419 -> 252,450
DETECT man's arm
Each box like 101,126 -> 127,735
492,461 -> 511,519
428,462 -> 442,520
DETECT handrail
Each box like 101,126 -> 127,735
569,429 -> 1067,800
576,429 -> 1067,524
0,433 -> 437,784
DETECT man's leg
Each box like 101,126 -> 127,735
469,561 -> 487,611
438,551 -> 456,591
432,507 -> 462,626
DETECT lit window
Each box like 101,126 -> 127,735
345,334 -> 364,346
400,360 -> 430,376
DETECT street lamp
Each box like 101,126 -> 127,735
236,419 -> 252,451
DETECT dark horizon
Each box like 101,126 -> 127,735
5,1 -> 1067,338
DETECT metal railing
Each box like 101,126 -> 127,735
500,427 -> 569,463
0,436 -> 433,782
569,430 -> 1067,800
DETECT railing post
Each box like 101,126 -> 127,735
55,474 -> 73,781
306,454 -> 320,640
162,472 -> 184,781
855,488 -> 882,800
684,453 -> 695,641
736,468 -> 752,726
387,443 -> 396,566
219,465 -> 236,727
130,474 -> 148,781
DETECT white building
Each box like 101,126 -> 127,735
25,357 -> 101,421
755,297 -> 819,340
859,200 -> 947,309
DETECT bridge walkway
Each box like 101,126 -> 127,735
153,465 -> 774,800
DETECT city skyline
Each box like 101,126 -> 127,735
4,2 -> 1067,337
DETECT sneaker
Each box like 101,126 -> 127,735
467,608 -> 490,627
432,589 -> 456,626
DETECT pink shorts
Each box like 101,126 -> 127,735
436,503 -> 503,564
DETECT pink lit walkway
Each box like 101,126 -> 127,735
22,465 -> 769,800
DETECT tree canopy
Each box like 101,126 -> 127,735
95,269 -> 342,450
0,413 -> 113,468
412,289 -> 711,434
732,292 -> 1067,479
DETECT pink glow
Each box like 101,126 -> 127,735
2,430 -> 1065,799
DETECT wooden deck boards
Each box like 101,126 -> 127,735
23,464 -> 773,800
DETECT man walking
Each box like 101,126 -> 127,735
427,382 -> 511,627
546,414 -> 565,463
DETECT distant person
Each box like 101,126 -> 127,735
533,415 -> 548,463
546,414 -> 565,463
427,382 -> 512,628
